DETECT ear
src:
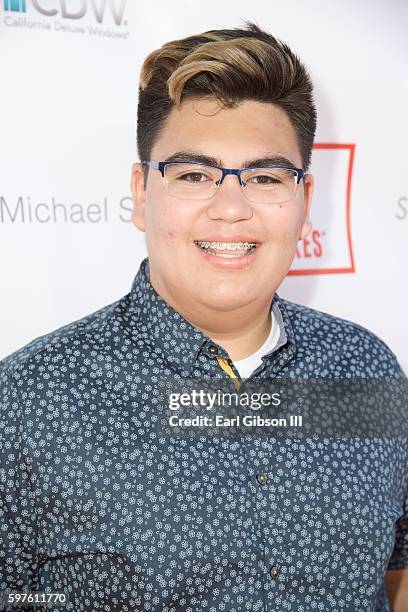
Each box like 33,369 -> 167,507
130,162 -> 147,232
299,173 -> 314,240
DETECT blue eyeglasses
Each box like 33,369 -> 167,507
142,160 -> 305,205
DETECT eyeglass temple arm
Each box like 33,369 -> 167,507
142,161 -> 165,176
141,161 -> 160,170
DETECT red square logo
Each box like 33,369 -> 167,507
289,143 -> 355,276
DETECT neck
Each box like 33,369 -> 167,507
192,308 -> 272,361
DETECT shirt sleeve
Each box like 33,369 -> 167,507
0,367 -> 39,596
387,491 -> 408,570
381,343 -> 408,569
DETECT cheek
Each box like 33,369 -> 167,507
144,186 -> 173,239
145,211 -> 174,245
264,209 -> 301,245
144,193 -> 197,246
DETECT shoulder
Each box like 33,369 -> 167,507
0,293 -> 131,382
279,297 -> 405,378
282,297 -> 380,341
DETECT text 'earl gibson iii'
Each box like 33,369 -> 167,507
168,414 -> 304,428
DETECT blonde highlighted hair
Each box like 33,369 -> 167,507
137,22 -> 316,171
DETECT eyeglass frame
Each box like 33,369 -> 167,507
141,160 -> 305,202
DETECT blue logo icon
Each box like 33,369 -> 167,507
4,0 -> 26,11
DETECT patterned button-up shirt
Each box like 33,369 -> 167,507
1,256 -> 407,611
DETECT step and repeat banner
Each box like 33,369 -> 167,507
1,0 -> 407,370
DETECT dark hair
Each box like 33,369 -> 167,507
137,21 -> 317,171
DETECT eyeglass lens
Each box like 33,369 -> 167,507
163,163 -> 298,203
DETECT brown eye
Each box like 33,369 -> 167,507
249,174 -> 280,185
179,172 -> 208,182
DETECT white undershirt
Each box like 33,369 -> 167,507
232,310 -> 280,379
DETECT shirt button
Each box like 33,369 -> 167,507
256,472 -> 268,485
207,344 -> 219,355
270,564 -> 281,578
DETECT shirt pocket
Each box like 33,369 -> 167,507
272,493 -> 404,608
306,495 -> 403,592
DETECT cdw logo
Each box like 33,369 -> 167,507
3,0 -> 127,25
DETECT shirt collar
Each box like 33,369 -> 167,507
127,257 -> 296,376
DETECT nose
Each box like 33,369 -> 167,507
206,173 -> 253,222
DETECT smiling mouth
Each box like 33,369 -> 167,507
194,240 -> 258,258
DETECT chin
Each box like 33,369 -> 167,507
198,292 -> 252,312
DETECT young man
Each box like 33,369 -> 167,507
1,22 -> 407,612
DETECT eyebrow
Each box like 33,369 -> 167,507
163,150 -> 300,170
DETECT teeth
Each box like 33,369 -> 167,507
194,240 -> 258,258
195,241 -> 257,250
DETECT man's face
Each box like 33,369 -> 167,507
131,98 -> 313,318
